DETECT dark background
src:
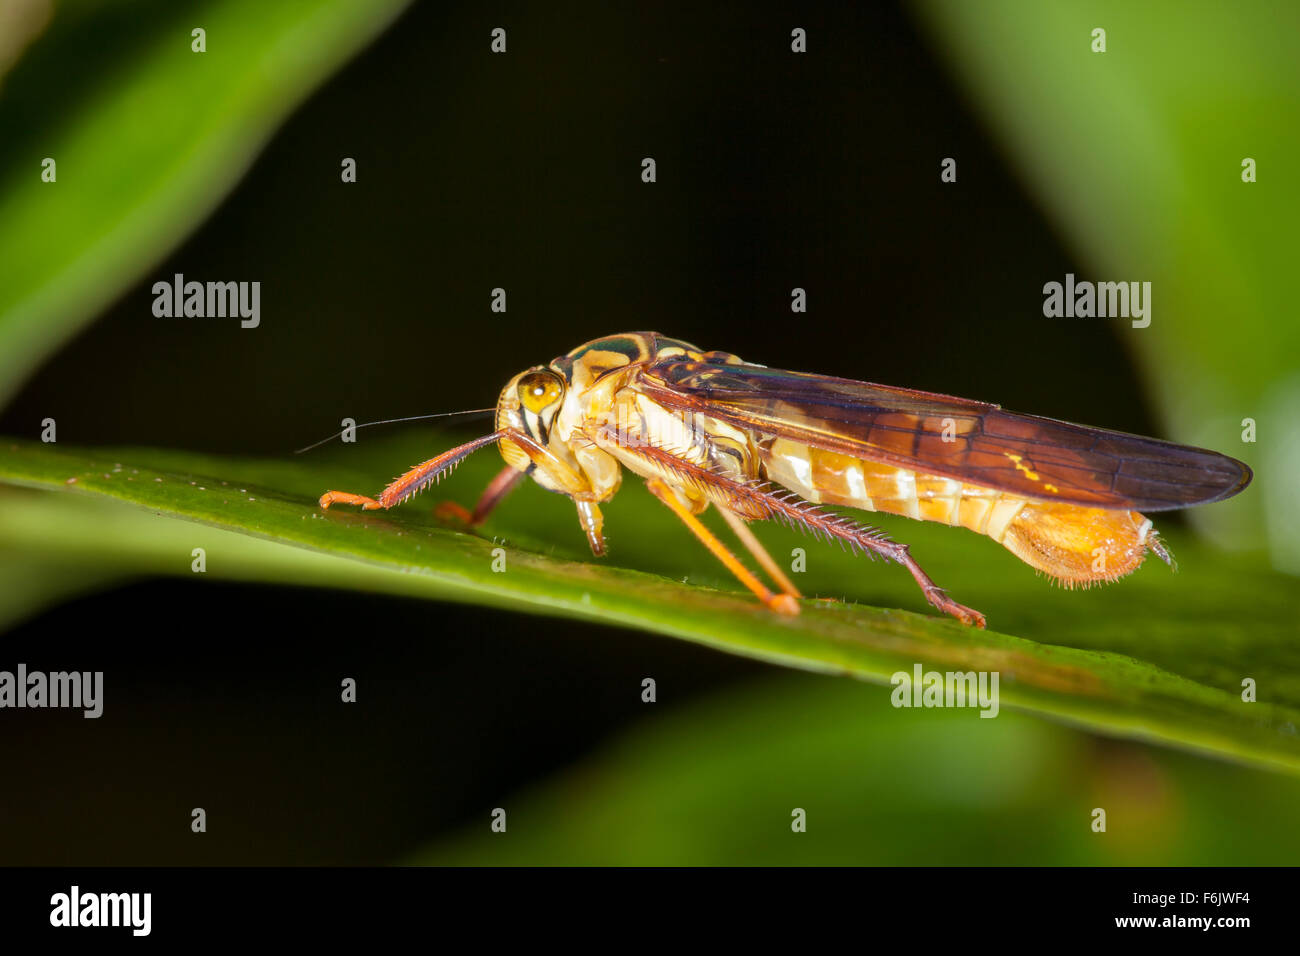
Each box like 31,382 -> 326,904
0,2 -> 1157,863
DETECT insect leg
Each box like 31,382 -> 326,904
435,465 -> 526,526
877,543 -> 987,629
742,494 -> 987,627
716,505 -> 803,600
645,478 -> 799,616
575,499 -> 606,556
756,497 -> 985,628
471,466 -> 527,523
595,427 -> 985,626
319,431 -> 508,512
319,491 -> 384,510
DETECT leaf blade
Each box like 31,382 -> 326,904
1,436 -> 1296,773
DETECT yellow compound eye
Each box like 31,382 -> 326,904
518,371 -> 562,413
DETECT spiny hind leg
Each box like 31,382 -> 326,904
883,542 -> 986,628
593,427 -> 976,625
756,501 -> 985,626
646,479 -> 798,616
754,500 -> 985,627
717,487 -> 985,626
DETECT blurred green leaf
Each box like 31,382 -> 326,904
2,435 -> 1297,773
914,0 -> 1298,562
0,0 -> 52,86
0,552 -> 127,632
411,674 -> 1300,865
0,0 -> 410,406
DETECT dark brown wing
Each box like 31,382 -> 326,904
638,359 -> 1252,511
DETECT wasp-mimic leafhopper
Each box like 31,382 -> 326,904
318,332 -> 1252,627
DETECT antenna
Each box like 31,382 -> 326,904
294,408 -> 495,454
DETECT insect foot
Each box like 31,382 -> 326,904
768,594 -> 800,616
923,586 -> 987,629
433,501 -> 474,525
319,491 -> 385,510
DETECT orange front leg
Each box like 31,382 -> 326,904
319,490 -> 386,510
318,431 -> 509,514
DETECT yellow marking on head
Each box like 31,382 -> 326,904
1044,483 -> 1059,493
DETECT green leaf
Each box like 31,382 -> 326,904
2,435 -> 1296,774
411,675 -> 1300,865
0,0 -> 411,405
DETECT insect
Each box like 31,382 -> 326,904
318,332 -> 1252,627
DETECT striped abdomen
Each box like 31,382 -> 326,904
758,438 -> 1158,585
